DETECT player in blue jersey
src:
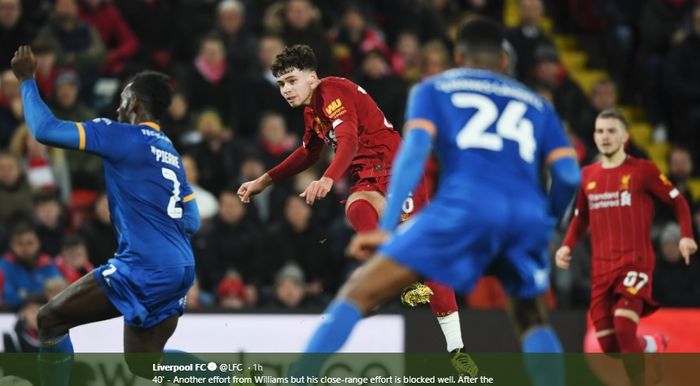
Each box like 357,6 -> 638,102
11,46 -> 203,386
294,19 -> 581,386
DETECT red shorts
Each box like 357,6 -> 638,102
589,264 -> 659,331
348,175 -> 431,220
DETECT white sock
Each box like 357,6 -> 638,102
643,335 -> 657,353
437,312 -> 464,352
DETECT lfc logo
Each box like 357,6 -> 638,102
620,174 -> 631,190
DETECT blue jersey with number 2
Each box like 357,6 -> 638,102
79,119 -> 194,268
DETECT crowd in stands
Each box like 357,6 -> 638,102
0,0 -> 698,323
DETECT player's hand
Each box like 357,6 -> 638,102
679,237 -> 698,265
555,246 -> 572,270
299,176 -> 333,205
237,174 -> 272,203
10,45 -> 37,82
347,229 -> 390,261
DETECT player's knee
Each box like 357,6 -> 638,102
510,297 -> 548,335
37,303 -> 61,337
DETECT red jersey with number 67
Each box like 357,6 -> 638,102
562,156 -> 693,279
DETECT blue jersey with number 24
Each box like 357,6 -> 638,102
408,68 -> 570,204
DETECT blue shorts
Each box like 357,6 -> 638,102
93,258 -> 195,328
379,190 -> 553,298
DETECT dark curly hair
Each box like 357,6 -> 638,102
128,71 -> 173,121
271,44 -> 318,77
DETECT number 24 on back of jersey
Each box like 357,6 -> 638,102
453,92 -> 536,163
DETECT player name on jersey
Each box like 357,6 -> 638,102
150,145 -> 180,168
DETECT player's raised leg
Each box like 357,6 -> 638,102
37,272 -> 121,386
292,255 -> 418,379
345,191 -> 384,233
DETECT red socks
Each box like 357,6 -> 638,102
346,199 -> 379,232
426,280 -> 458,317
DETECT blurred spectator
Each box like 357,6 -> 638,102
181,154 -> 218,222
78,0 -> 139,76
268,262 -> 323,309
506,0 -> 557,86
32,40 -> 58,99
638,0 -> 692,133
0,0 -> 34,72
574,78 -> 618,149
216,269 -> 257,309
354,49 -> 408,129
115,0 -> 176,72
31,192 -> 65,256
257,111 -> 297,169
193,191 -> 263,292
0,223 -> 62,309
214,0 -> 258,76
162,91 -> 196,151
263,195 -> 334,292
0,152 -> 33,227
653,222 -> 700,306
291,169 -> 340,228
420,40 -> 451,78
33,0 -> 106,78
332,4 -> 387,77
392,30 -> 422,84
656,146 -> 697,227
663,4 -> 700,153
533,51 -> 591,138
9,124 -> 71,203
279,0 -> 337,76
0,69 -> 22,148
374,0 -> 447,46
187,110 -> 242,196
53,235 -> 93,283
78,192 -> 116,266
185,34 -> 242,130
42,276 -> 67,300
240,34 -> 301,137
51,70 -> 102,190
2,295 -> 44,352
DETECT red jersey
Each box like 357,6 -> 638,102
268,77 -> 401,183
563,156 -> 693,279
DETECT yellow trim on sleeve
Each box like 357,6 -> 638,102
76,122 -> 86,150
546,147 -> 578,165
140,122 -> 161,131
403,118 -> 437,136
182,193 -> 196,203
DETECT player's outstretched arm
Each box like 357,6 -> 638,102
379,126 -> 434,231
237,173 -> 273,203
11,46 -> 81,149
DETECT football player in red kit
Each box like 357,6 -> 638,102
237,45 -> 474,374
556,108 -> 697,385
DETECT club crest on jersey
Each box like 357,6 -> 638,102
620,174 -> 631,190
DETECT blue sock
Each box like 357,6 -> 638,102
291,301 -> 363,382
38,334 -> 74,386
522,326 -> 565,386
